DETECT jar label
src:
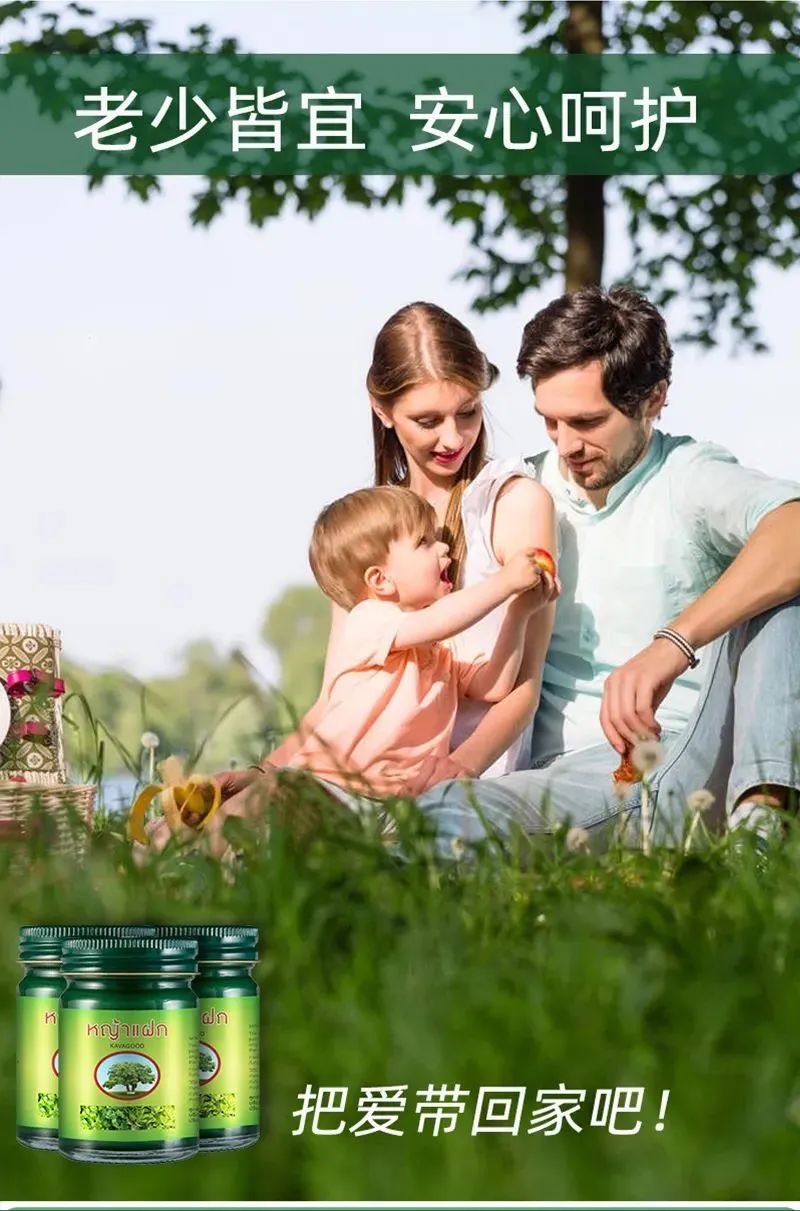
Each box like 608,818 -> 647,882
17,996 -> 60,1129
59,1008 -> 198,1143
199,996 -> 259,1129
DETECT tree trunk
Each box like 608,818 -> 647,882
565,176 -> 605,290
564,0 -> 605,291
565,0 -> 603,53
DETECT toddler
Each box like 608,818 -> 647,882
260,485 -> 557,800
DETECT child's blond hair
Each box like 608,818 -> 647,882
309,486 -> 437,609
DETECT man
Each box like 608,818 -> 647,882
417,285 -> 800,849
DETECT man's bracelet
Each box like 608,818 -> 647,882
653,627 -> 699,669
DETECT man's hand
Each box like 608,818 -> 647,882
600,637 -> 690,754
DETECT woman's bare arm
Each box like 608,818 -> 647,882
448,476 -> 557,775
449,604 -> 554,774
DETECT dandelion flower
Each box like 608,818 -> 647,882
632,738 -> 665,775
566,826 -> 590,853
687,788 -> 715,814
140,731 -> 161,782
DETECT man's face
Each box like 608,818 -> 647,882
534,360 -> 657,494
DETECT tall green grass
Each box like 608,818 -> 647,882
2,799 -> 800,1200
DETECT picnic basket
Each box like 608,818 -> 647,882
0,623 -> 95,856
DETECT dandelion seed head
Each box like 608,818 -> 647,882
140,731 -> 160,750
632,738 -> 664,775
687,788 -> 715,814
566,826 -> 590,853
449,837 -> 466,859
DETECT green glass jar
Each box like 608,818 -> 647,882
156,926 -> 260,1150
59,937 -> 199,1164
17,926 -> 155,1150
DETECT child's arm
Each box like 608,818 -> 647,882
259,696 -> 329,768
394,551 -> 542,649
215,602 -> 344,801
213,700 -> 326,798
461,584 -> 554,703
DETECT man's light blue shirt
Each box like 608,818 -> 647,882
526,431 -> 800,761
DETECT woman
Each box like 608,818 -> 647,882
334,300 -> 558,778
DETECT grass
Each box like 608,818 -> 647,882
3,794 -> 800,1199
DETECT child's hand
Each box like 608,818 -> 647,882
514,565 -> 560,612
501,550 -> 545,595
132,767 -> 277,865
213,767 -> 262,803
131,814 -> 173,866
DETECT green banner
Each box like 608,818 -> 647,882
0,52 -> 798,175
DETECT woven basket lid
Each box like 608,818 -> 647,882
0,623 -> 61,643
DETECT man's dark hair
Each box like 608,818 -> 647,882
517,286 -> 673,417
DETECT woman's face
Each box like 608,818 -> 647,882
374,380 -> 483,482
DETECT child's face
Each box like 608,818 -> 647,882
379,529 -> 452,609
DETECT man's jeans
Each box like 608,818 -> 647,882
416,595 -> 800,853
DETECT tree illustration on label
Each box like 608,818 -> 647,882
94,1051 -> 161,1099
198,1041 -> 221,1084
104,1060 -> 155,1094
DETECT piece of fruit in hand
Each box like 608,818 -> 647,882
531,548 -> 556,577
612,752 -> 642,785
127,755 -> 221,845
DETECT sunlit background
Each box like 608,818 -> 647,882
2,1 -> 797,691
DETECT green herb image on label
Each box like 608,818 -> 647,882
198,998 -> 259,1128
17,996 -> 60,1129
200,1091 -> 236,1119
37,1093 -> 59,1119
79,1104 -> 176,1131
59,1009 -> 198,1143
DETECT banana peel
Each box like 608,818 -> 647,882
127,755 -> 221,845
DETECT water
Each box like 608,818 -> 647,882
100,772 -> 138,815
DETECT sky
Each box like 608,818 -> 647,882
1,1 -> 798,680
